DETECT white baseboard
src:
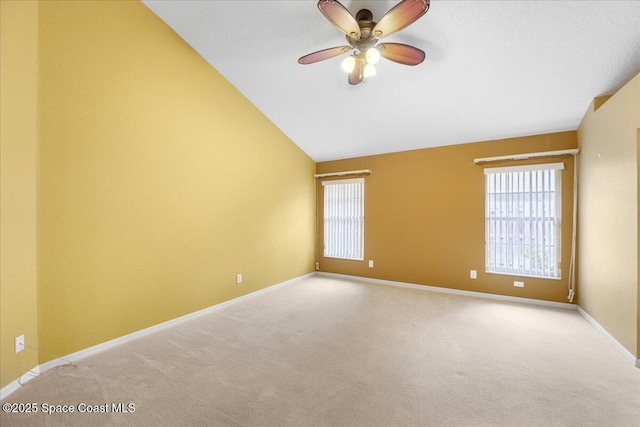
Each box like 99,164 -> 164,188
1,272 -> 314,401
576,307 -> 639,367
4,271 -> 636,401
0,366 -> 40,401
317,272 -> 639,367
40,272 -> 314,373
317,272 -> 577,310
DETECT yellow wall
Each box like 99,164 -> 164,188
33,1 -> 315,364
577,72 -> 640,357
317,132 -> 577,303
0,0 -> 40,389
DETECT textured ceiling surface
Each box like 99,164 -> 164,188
143,0 -> 640,162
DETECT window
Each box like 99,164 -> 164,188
485,163 -> 563,279
322,178 -> 364,260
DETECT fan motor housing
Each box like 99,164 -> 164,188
346,9 -> 377,50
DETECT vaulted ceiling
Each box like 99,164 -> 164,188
143,0 -> 640,161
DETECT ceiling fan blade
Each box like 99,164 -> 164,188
348,57 -> 364,85
317,0 -> 361,40
378,43 -> 425,65
298,46 -> 353,65
372,0 -> 430,39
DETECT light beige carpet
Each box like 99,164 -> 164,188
2,276 -> 639,426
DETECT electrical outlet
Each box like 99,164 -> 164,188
368,260 -> 374,268
15,335 -> 25,353
315,262 -> 320,271
236,274 -> 242,284
470,270 -> 477,279
514,281 -> 524,288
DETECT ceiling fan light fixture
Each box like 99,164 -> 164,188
366,47 -> 381,64
341,55 -> 356,73
364,63 -> 377,78
300,0 -> 430,85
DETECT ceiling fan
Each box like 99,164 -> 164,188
298,0 -> 430,85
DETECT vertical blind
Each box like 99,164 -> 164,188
484,163 -> 563,279
322,178 -> 364,260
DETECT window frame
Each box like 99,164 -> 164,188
484,162 -> 563,280
322,177 -> 365,261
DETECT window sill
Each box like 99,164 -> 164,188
485,270 -> 561,281
324,256 -> 364,261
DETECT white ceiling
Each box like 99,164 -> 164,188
142,0 -> 640,162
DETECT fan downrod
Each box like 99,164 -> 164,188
355,9 -> 373,22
